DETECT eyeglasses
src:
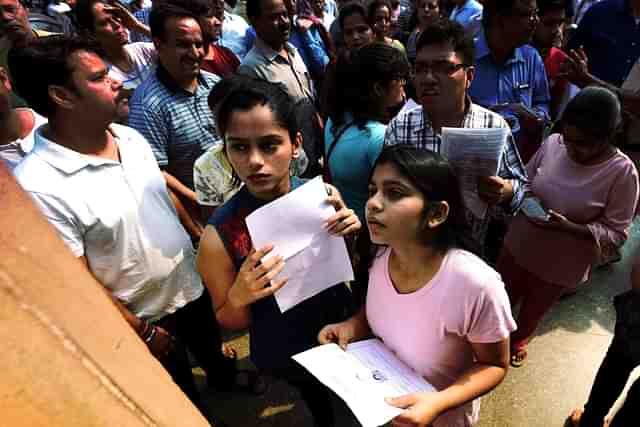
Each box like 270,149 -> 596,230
413,62 -> 468,77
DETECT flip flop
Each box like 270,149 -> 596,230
510,347 -> 528,368
220,343 -> 268,395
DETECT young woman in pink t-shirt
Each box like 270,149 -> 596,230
319,145 -> 516,427
499,87 -> 640,368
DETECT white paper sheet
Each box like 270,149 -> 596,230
245,177 -> 354,312
440,127 -> 509,219
293,339 -> 436,427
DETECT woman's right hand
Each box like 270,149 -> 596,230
227,245 -> 288,309
318,320 -> 356,350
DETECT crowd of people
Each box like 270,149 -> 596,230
2,0 -> 640,425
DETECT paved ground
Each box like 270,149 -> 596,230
194,221 -> 640,427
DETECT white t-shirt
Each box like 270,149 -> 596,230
107,42 -> 157,90
0,109 -> 47,171
14,123 -> 203,321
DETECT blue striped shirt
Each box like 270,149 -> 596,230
128,65 -> 221,190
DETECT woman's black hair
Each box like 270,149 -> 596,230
74,0 -> 100,32
352,145 -> 471,303
214,77 -> 299,143
367,0 -> 392,28
561,86 -> 622,141
329,42 -> 409,131
210,76 -> 300,186
338,1 -> 368,29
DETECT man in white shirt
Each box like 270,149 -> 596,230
9,35 -> 235,411
0,65 -> 46,170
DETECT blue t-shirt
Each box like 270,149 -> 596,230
324,115 -> 386,222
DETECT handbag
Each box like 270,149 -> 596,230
322,120 -> 355,184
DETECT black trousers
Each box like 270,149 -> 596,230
154,289 -> 236,408
580,335 -> 640,427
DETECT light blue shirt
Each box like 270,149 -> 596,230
289,18 -> 330,79
220,11 -> 254,59
325,115 -> 386,222
468,29 -> 550,132
450,0 -> 483,37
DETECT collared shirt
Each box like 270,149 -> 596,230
239,37 -> 316,103
450,0 -> 483,37
14,124 -> 204,320
568,0 -> 640,87
469,29 -> 550,129
128,64 -> 221,190
384,103 -> 528,256
289,18 -> 331,80
0,109 -> 47,171
220,11 -> 254,59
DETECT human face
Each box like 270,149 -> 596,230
92,2 -> 129,47
202,5 -> 224,42
372,5 -> 391,37
252,0 -> 290,50
224,104 -> 301,200
0,0 -> 30,44
312,0 -> 324,16
342,13 -> 373,51
414,42 -> 473,115
366,162 -> 426,246
562,124 -> 613,165
503,0 -> 539,47
533,8 -> 565,49
63,50 -> 123,121
416,0 -> 439,29
155,17 -> 205,85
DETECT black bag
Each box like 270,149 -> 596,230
322,121 -> 355,184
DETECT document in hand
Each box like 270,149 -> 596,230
246,177 -> 354,312
293,339 -> 436,427
440,127 -> 509,219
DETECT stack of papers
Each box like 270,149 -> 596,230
293,339 -> 436,427
246,177 -> 354,312
440,127 -> 509,219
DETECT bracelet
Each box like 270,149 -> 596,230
144,326 -> 157,344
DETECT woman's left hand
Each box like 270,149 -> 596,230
386,392 -> 444,427
324,184 -> 361,236
530,209 -> 577,233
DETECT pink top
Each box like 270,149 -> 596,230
505,134 -> 639,288
366,248 -> 516,427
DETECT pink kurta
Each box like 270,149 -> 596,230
367,248 -> 516,427
505,134 -> 639,288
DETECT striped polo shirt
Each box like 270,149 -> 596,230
128,64 -> 221,190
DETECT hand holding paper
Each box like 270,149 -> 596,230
227,245 -> 288,309
246,177 -> 355,312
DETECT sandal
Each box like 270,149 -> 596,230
510,347 -> 528,368
219,343 -> 268,395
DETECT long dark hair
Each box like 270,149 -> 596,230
329,42 -> 409,132
352,145 -> 470,303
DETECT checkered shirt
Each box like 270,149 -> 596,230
384,102 -> 529,255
